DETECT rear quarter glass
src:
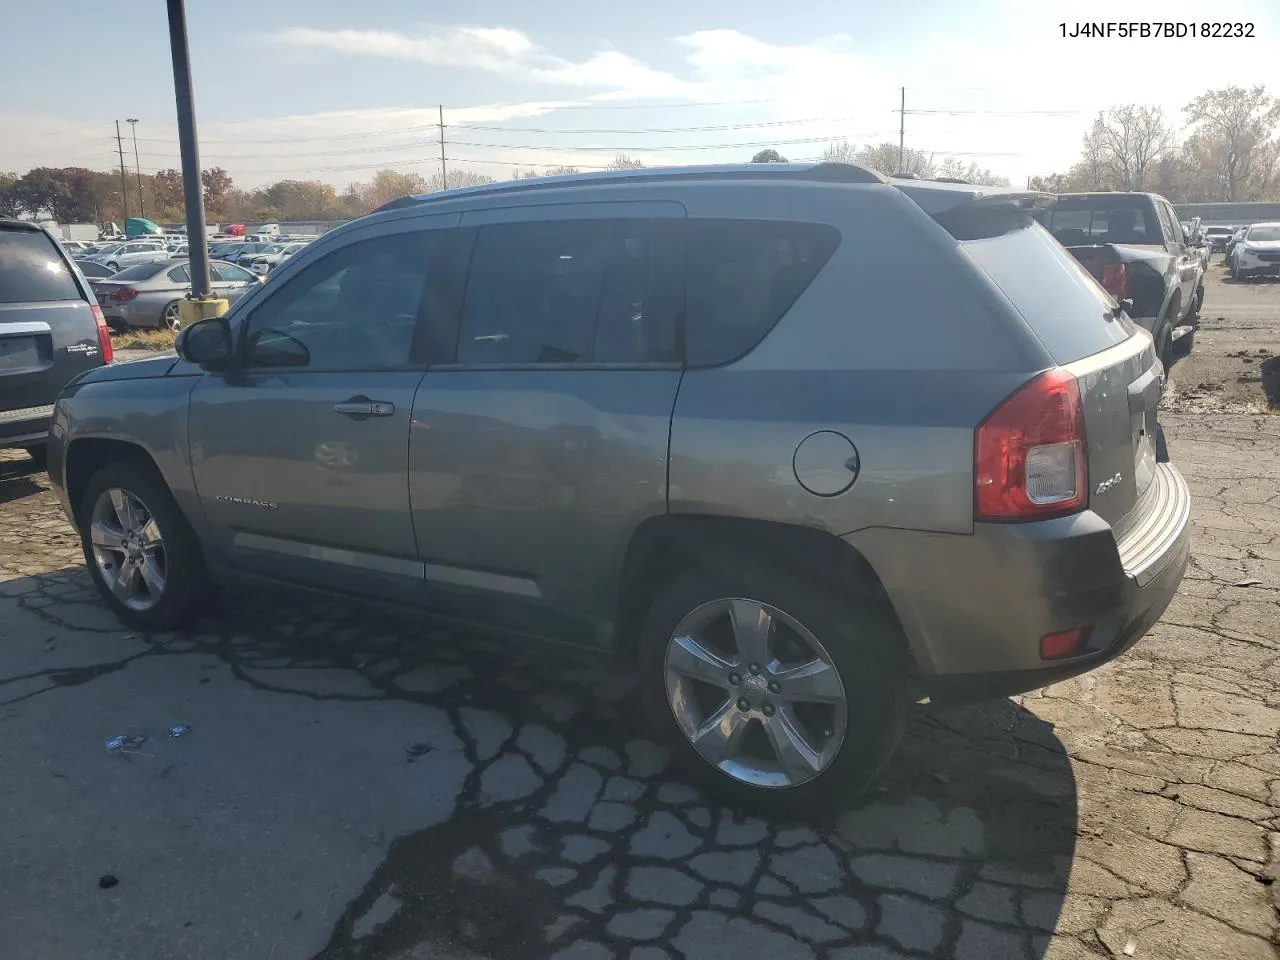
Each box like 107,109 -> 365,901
958,221 -> 1136,365
0,228 -> 83,304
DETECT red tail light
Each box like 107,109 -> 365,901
1100,262 -> 1128,298
109,287 -> 138,302
975,368 -> 1087,520
92,304 -> 114,363
1040,627 -> 1090,660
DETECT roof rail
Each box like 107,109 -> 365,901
371,162 -> 884,215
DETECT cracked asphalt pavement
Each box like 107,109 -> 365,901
2,271 -> 1278,960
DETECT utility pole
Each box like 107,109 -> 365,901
166,0 -> 213,302
126,119 -> 145,218
438,104 -> 448,189
897,87 -> 906,172
115,120 -> 131,221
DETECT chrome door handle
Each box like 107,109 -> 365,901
333,399 -> 395,418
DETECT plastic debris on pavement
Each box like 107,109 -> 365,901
168,724 -> 192,738
104,735 -> 147,752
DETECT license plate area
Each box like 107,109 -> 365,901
0,334 -> 48,374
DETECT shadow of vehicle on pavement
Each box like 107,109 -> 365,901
3,568 -> 1076,959
0,452 -> 46,504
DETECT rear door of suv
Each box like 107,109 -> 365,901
408,202 -> 685,645
0,220 -> 108,445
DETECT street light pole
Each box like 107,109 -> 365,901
126,119 -> 145,218
165,0 -> 213,302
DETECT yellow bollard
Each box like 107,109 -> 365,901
175,296 -> 229,329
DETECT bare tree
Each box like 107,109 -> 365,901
1184,85 -> 1280,200
820,140 -> 859,164
935,156 -> 1011,187
425,170 -> 495,192
1085,105 -> 1174,191
853,142 -> 936,178
605,154 -> 644,170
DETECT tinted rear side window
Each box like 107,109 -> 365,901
684,219 -> 840,366
0,228 -> 83,304
960,221 -> 1135,364
458,218 -> 680,365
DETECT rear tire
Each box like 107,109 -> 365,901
636,554 -> 910,817
160,300 -> 182,332
106,261 -> 119,272
78,459 -> 210,631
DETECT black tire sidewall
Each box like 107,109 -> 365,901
78,460 -> 206,631
636,557 -> 909,816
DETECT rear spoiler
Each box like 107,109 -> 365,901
893,180 -> 1056,216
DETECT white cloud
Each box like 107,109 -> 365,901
272,24 -> 686,97
273,26 -> 535,73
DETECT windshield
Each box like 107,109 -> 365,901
263,244 -> 285,254
1245,225 -> 1280,242
1205,227 -> 1233,235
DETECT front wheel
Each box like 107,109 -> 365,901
78,459 -> 209,631
637,556 -> 909,817
106,261 -> 119,272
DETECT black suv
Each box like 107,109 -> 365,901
1,220 -> 113,461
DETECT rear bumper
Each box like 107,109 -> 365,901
847,461 -> 1191,702
0,404 -> 54,447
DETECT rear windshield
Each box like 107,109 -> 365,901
1034,197 -> 1160,246
959,220 -> 1136,364
111,262 -> 168,281
0,227 -> 84,304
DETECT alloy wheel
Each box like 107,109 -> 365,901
89,487 -> 167,612
663,597 -> 848,788
162,302 -> 182,331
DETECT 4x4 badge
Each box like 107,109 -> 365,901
1095,472 -> 1123,496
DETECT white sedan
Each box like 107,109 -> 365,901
81,239 -> 172,273
245,242 -> 308,276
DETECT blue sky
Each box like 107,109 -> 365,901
3,0 -> 1278,188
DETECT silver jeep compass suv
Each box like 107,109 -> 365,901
47,163 -> 1190,814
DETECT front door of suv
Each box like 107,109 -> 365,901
409,204 -> 685,646
188,219 -> 456,603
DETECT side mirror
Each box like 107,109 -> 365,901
175,316 -> 233,368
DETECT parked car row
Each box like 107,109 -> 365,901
27,163 -> 1193,814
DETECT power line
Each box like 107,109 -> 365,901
126,130 -> 898,163
451,116 -> 865,135
903,108 -> 1090,116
